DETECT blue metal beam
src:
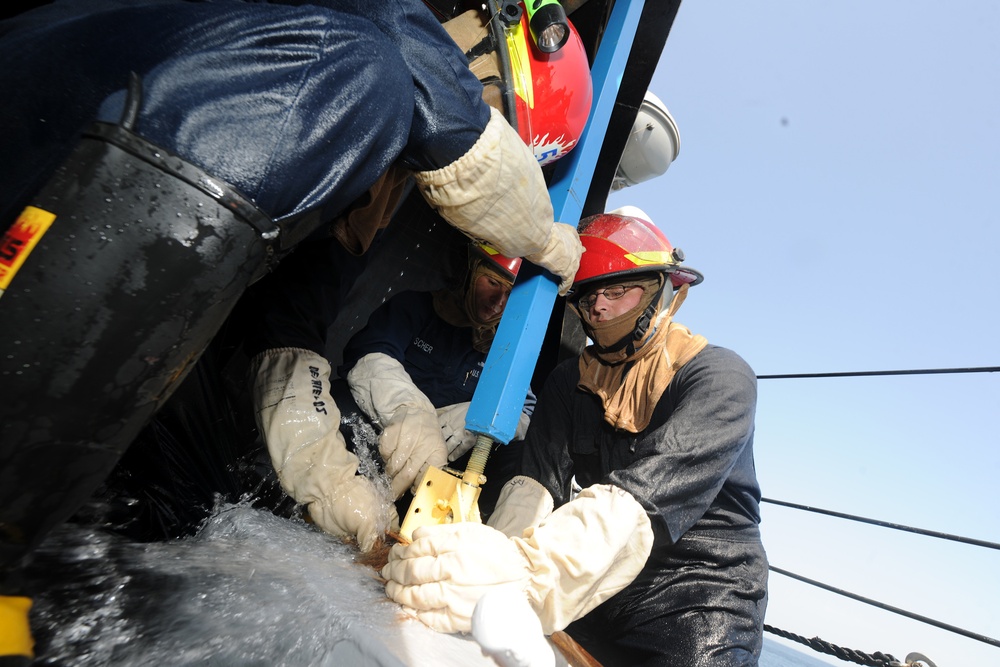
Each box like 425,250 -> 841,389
465,0 -> 647,442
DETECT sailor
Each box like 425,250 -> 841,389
382,210 -> 769,666
335,244 -> 534,524
0,0 -> 589,569
245,4 -> 593,552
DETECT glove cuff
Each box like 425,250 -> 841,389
347,352 -> 435,422
251,347 -> 393,550
513,484 -> 653,634
413,107 -> 552,259
487,476 -> 554,538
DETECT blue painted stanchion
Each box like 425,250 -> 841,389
465,0 -> 647,442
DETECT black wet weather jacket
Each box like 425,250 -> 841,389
521,344 -> 769,667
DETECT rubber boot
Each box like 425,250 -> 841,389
0,97 -> 278,567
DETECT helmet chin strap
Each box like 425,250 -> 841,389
623,279 -> 691,355
629,281 -> 666,354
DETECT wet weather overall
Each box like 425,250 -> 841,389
0,0 -> 490,568
521,345 -> 769,667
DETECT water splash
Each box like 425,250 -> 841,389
21,503 -> 504,666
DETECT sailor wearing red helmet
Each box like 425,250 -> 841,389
383,209 -> 769,666
333,243 -> 534,533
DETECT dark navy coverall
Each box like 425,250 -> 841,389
341,291 -> 498,408
0,0 -> 488,225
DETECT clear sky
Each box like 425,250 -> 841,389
606,1 -> 1000,665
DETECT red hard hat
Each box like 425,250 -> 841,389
473,242 -> 522,281
502,4 -> 593,166
575,213 -> 703,290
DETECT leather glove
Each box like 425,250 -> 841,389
523,222 -> 584,296
487,475 -> 554,538
414,107 -> 582,295
436,402 -> 475,460
416,108 -> 585,293
382,484 -> 653,635
378,406 -> 448,498
438,403 -> 531,461
347,353 -> 448,498
250,347 -> 397,552
383,522 -> 529,635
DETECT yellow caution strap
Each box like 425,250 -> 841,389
0,596 -> 34,658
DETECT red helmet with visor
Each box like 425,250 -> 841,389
574,213 -> 703,291
436,1 -> 592,167
496,2 -> 593,166
472,242 -> 522,282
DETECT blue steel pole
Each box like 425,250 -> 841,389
464,0 -> 646,442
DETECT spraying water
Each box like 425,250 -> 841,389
20,502 -> 507,666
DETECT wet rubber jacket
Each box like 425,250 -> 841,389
522,344 -> 768,667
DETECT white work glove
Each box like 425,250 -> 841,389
487,476 -> 554,539
414,108 -> 582,295
250,347 -> 397,552
383,522 -> 528,635
437,402 -> 531,461
347,353 -> 448,498
524,222 -> 584,296
382,484 -> 654,635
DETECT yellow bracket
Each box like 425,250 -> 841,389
399,466 -> 483,541
399,434 -> 495,541
0,595 -> 34,658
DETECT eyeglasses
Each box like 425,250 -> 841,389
576,284 -> 640,309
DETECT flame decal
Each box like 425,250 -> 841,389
0,206 -> 56,295
533,133 -> 577,166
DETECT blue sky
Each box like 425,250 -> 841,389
607,1 -> 1000,664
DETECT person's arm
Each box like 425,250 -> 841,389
339,294 -> 449,498
250,347 -> 396,552
381,362 -> 655,636
310,0 -> 491,171
382,484 -> 653,635
412,108 -> 582,295
339,291 -> 431,375
333,0 -> 582,293
347,352 -> 448,499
